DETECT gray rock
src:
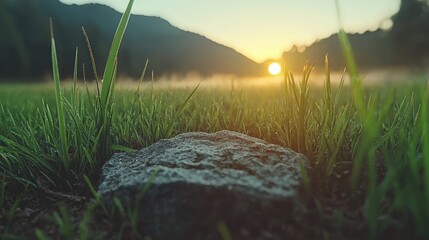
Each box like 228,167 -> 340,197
98,130 -> 309,240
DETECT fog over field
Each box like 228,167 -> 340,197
108,69 -> 429,92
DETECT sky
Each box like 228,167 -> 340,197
59,0 -> 400,63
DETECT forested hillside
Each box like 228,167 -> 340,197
282,0 -> 429,72
0,0 -> 263,80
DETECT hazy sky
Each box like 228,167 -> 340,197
59,0 -> 400,62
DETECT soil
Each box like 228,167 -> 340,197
0,173 -> 421,240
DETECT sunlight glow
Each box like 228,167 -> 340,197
268,63 -> 281,75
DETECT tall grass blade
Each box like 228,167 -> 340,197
324,55 -> 332,114
334,1 -> 380,238
35,229 -> 53,240
334,0 -> 365,116
111,145 -> 136,153
218,222 -> 232,240
50,19 -> 69,171
82,27 -> 100,96
84,175 -> 108,215
72,47 -> 78,105
100,0 -> 134,109
136,59 -> 149,94
0,175 -> 6,209
421,86 -> 429,211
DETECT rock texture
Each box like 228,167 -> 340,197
98,130 -> 308,240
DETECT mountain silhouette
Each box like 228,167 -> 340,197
0,0 -> 263,80
282,30 -> 393,72
282,0 -> 429,72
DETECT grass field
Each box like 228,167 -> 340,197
1,0 -> 429,239
1,70 -> 429,239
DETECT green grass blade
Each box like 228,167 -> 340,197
136,59 -> 149,94
72,47 -> 78,105
79,202 -> 95,240
218,222 -> 232,240
35,229 -> 53,240
334,0 -> 354,75
421,87 -> 429,209
336,31 -> 358,79
334,1 -> 380,238
0,175 -> 5,209
50,19 -> 69,171
324,55 -> 332,114
100,0 -> 135,109
166,83 -> 200,135
111,145 -> 136,153
84,175 -> 108,215
113,197 -> 126,219
334,0 -> 365,116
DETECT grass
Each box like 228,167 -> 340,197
1,0 -> 429,238
335,1 -> 380,236
1,74 -> 428,239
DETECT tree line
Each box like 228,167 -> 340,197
283,0 -> 429,72
0,0 -> 262,82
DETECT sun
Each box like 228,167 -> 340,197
268,62 -> 281,75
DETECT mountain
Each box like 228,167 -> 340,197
282,0 -> 429,72
282,30 -> 394,72
0,0 -> 263,80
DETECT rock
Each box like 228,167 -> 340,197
98,130 -> 309,240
